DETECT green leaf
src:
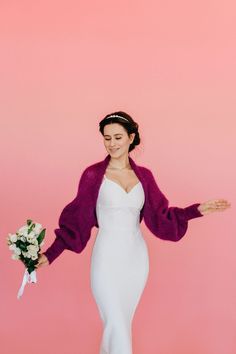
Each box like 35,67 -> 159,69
28,223 -> 35,234
24,258 -> 30,267
37,229 -> 46,245
16,240 -> 21,247
27,266 -> 35,274
19,242 -> 27,251
27,259 -> 35,266
27,219 -> 33,226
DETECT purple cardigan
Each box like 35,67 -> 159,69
43,154 -> 203,264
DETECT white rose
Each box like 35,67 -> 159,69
26,231 -> 36,242
9,244 -> 17,251
27,237 -> 37,244
18,225 -> 28,232
18,225 -> 29,236
9,233 -> 18,242
34,223 -> 42,233
22,251 -> 28,258
27,250 -> 37,257
20,236 -> 27,242
11,253 -> 20,260
14,247 -> 21,256
27,244 -> 39,252
20,229 -> 28,237
31,254 -> 38,260
28,231 -> 36,238
27,245 -> 39,257
31,238 -> 38,245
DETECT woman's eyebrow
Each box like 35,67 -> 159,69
104,133 -> 123,137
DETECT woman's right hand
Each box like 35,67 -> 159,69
35,253 -> 49,269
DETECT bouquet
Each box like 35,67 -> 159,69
7,219 -> 46,299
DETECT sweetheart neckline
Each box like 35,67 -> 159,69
103,175 -> 141,195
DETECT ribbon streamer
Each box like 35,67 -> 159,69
17,269 -> 37,299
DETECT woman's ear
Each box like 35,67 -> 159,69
129,133 -> 135,144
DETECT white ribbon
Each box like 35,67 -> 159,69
17,269 -> 37,299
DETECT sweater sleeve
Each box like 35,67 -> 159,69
43,168 -> 89,265
143,169 -> 204,242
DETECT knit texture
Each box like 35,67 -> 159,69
43,154 -> 203,264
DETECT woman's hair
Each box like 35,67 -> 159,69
99,111 -> 141,152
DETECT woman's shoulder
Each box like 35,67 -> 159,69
135,163 -> 159,185
79,158 -> 105,180
136,162 -> 153,177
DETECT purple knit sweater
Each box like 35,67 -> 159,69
43,154 -> 203,264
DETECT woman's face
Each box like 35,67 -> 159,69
103,123 -> 135,157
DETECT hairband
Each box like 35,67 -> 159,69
105,114 -> 129,122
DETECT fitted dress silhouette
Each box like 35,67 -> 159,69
90,174 -> 150,354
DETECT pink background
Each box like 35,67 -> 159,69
0,1 -> 235,353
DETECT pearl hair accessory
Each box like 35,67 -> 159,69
105,114 -> 129,122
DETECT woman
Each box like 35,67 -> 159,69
36,111 -> 230,354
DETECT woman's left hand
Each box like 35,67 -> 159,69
197,199 -> 231,215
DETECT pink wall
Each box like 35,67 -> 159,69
0,1 -> 235,353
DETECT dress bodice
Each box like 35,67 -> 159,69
95,175 -> 145,231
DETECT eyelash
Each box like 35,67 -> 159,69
105,138 -> 121,140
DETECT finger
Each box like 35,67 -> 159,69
215,202 -> 230,208
215,199 -> 230,206
35,259 -> 43,267
208,201 -> 228,208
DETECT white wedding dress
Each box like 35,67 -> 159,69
90,175 -> 150,354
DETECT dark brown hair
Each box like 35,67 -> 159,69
99,111 -> 140,152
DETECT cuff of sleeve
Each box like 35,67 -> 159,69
184,203 -> 204,220
43,236 -> 66,265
